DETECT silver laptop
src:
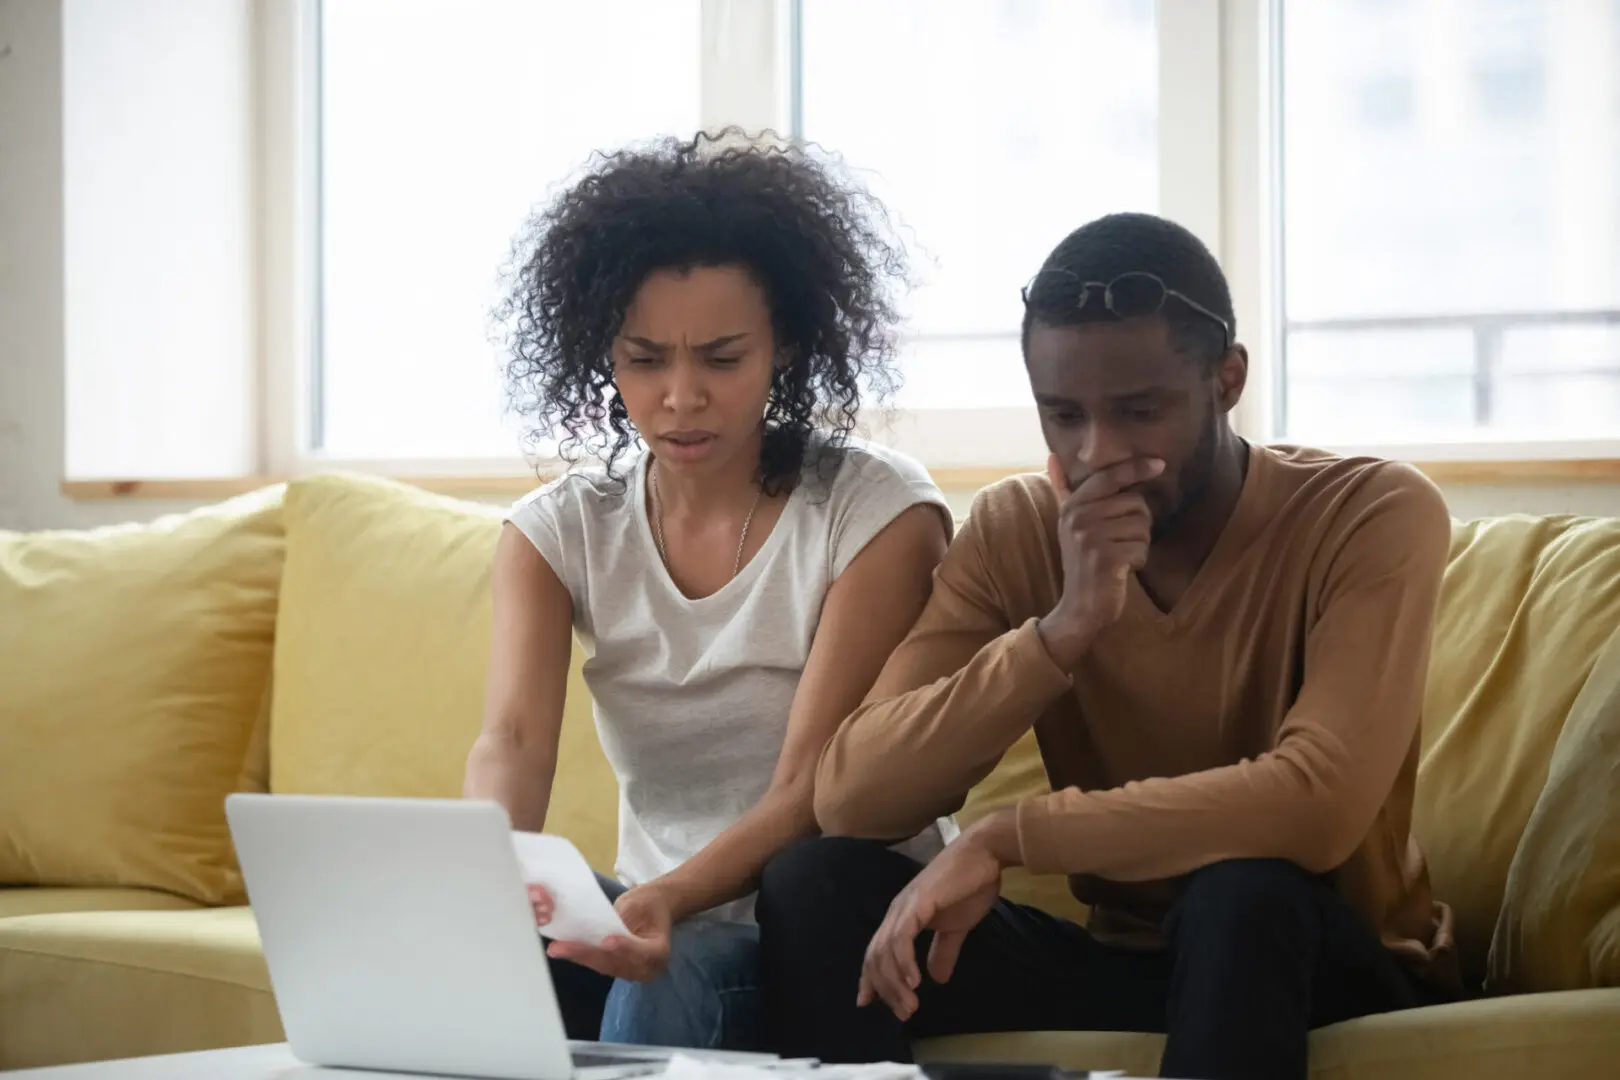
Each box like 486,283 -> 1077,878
225,793 -> 776,1080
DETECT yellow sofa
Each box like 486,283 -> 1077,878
3,474 -> 1618,1077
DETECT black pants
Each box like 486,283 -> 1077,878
757,837 -> 1439,1080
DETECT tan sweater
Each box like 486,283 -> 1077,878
817,443 -> 1458,983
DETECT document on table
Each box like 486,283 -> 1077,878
659,1059 -> 1130,1078
660,1056 -> 921,1078
510,831 -> 630,946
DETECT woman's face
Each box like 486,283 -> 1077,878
611,265 -> 778,478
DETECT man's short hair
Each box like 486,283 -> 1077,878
1020,212 -> 1236,366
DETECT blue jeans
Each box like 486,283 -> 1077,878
546,874 -> 761,1051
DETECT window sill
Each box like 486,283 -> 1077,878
57,457 -> 1620,502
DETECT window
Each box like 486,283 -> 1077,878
316,0 -> 701,461
795,0 -> 1158,412
269,0 -> 1620,479
305,0 -> 1158,470
1278,0 -> 1620,446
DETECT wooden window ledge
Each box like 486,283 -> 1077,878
57,458 -> 1620,501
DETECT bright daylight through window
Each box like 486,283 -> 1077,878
1280,0 -> 1620,445
795,0 -> 1158,411
312,0 -> 1619,467
317,0 -> 701,461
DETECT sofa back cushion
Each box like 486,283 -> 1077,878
0,490 -> 283,904
1415,514 -> 1620,984
1488,620 -> 1620,993
267,474 -> 617,872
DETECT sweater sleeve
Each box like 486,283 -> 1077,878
1015,465 -> 1452,880
815,492 -> 1075,840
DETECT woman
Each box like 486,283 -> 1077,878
464,130 -> 955,1053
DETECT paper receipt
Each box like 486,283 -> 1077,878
510,831 -> 631,945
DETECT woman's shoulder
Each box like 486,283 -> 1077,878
811,434 -> 940,499
507,458 -> 641,536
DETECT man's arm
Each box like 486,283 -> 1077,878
1012,469 -> 1452,880
815,497 -> 1076,840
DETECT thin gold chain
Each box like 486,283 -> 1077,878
650,462 -> 762,581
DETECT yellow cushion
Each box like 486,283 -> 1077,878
268,474 -> 617,872
0,906 -> 278,1069
1414,514 -> 1620,983
916,987 -> 1620,1080
0,887 -> 202,920
1489,622 -> 1620,992
957,729 -> 1089,924
0,490 -> 284,905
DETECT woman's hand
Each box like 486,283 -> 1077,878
528,884 -> 555,926
546,884 -> 675,983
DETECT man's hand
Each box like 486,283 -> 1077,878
1037,454 -> 1164,668
545,884 -> 674,982
858,814 -> 1017,1022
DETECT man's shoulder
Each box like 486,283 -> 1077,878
966,471 -> 1059,530
1257,443 -> 1451,564
953,472 -> 1061,573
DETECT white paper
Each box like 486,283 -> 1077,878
510,831 -> 630,945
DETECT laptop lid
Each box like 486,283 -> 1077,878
226,793 -> 585,1080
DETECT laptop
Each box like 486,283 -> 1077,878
225,793 -> 780,1079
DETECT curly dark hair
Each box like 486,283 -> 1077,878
494,128 -> 912,496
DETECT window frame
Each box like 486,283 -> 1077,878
254,0 -> 1620,484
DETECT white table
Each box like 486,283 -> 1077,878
7,1044 -> 349,1080
4,1045 -> 946,1080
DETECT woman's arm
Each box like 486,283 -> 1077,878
463,523 -> 574,833
645,502 -> 950,923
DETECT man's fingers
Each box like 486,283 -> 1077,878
892,916 -> 923,990
1072,457 -> 1166,504
867,927 -> 919,1021
874,962 -> 918,1022
1090,493 -> 1154,521
873,940 -> 910,1007
856,967 -> 874,1008
927,930 -> 966,985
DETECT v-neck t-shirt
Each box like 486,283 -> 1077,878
507,436 -> 956,923
815,442 -> 1459,986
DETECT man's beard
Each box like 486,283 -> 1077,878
1150,397 -> 1220,542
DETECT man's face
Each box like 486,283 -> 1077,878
1024,316 -> 1237,539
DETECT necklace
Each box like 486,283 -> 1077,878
649,461 -> 763,581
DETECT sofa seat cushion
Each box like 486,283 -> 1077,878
915,987 -> 1620,1080
0,907 -> 281,1069
0,887 -> 202,920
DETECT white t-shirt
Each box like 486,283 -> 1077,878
507,436 -> 958,923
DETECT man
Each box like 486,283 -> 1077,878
755,213 -> 1459,1080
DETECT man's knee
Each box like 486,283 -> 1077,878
757,836 -> 899,924
1171,858 -> 1322,948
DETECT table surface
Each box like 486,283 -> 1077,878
6,1043 -> 1137,1080
1,1044 -> 945,1080
8,1044 -> 346,1080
